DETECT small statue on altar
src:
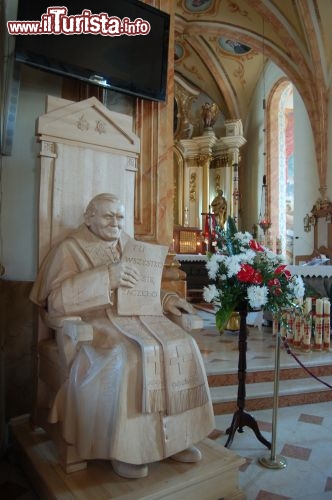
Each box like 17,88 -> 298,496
211,189 -> 227,228
201,102 -> 219,129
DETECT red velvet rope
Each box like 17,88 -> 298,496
281,336 -> 332,390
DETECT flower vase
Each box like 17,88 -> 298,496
216,303 -> 238,334
226,311 -> 240,331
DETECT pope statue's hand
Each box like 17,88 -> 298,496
108,263 -> 140,289
163,295 -> 195,317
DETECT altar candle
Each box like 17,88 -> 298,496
293,310 -> 302,350
314,298 -> 323,350
302,297 -> 312,352
323,298 -> 331,351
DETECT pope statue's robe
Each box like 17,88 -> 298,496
30,224 -> 215,464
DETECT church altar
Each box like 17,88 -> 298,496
287,265 -> 332,278
175,257 -> 332,277
287,265 -> 332,295
176,254 -> 207,262
175,255 -> 209,301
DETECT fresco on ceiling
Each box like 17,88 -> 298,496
184,0 -> 213,12
175,43 -> 184,61
218,38 -> 251,55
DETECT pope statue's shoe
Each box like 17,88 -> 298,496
170,445 -> 202,463
111,459 -> 149,479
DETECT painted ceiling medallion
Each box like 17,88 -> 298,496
218,37 -> 251,55
183,0 -> 214,14
175,43 -> 184,62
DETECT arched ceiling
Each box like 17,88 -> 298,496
174,0 -> 332,190
174,0 -> 332,120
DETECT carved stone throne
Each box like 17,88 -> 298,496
33,96 -> 140,472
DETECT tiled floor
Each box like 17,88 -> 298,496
212,402 -> 332,499
197,306 -> 332,499
1,307 -> 332,499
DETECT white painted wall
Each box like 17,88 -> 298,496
242,61 -> 323,261
292,91 -> 318,258
1,65 -> 62,280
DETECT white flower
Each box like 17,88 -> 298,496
241,249 -> 256,264
225,255 -> 241,277
206,253 -> 224,280
247,285 -> 269,309
203,284 -> 219,303
234,231 -> 252,245
265,249 -> 282,263
289,276 -> 305,299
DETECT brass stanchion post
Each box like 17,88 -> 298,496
259,331 -> 287,469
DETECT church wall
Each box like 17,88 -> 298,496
243,61 -> 318,261
327,86 -> 332,195
292,91 -> 318,259
1,65 -> 62,281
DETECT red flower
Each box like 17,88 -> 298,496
237,264 -> 263,284
274,265 -> 291,279
268,278 -> 282,295
268,278 -> 280,287
249,239 -> 264,252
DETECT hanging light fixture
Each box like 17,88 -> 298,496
258,20 -> 271,236
259,174 -> 271,234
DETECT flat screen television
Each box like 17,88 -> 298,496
13,0 -> 170,102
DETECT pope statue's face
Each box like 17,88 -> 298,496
88,199 -> 125,242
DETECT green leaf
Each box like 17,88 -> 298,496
226,216 -> 238,237
216,304 -> 235,332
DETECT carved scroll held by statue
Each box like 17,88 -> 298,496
211,189 -> 227,228
118,239 -> 168,315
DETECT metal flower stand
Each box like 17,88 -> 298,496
258,330 -> 287,469
225,306 -> 271,449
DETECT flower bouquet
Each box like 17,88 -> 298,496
203,217 -> 305,332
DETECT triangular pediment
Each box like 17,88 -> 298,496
37,96 -> 140,154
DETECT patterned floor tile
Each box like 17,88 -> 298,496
325,477 -> 332,491
280,443 -> 312,461
298,413 -> 324,425
256,491 -> 291,500
256,420 -> 272,432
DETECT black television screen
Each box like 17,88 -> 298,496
12,0 -> 170,102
